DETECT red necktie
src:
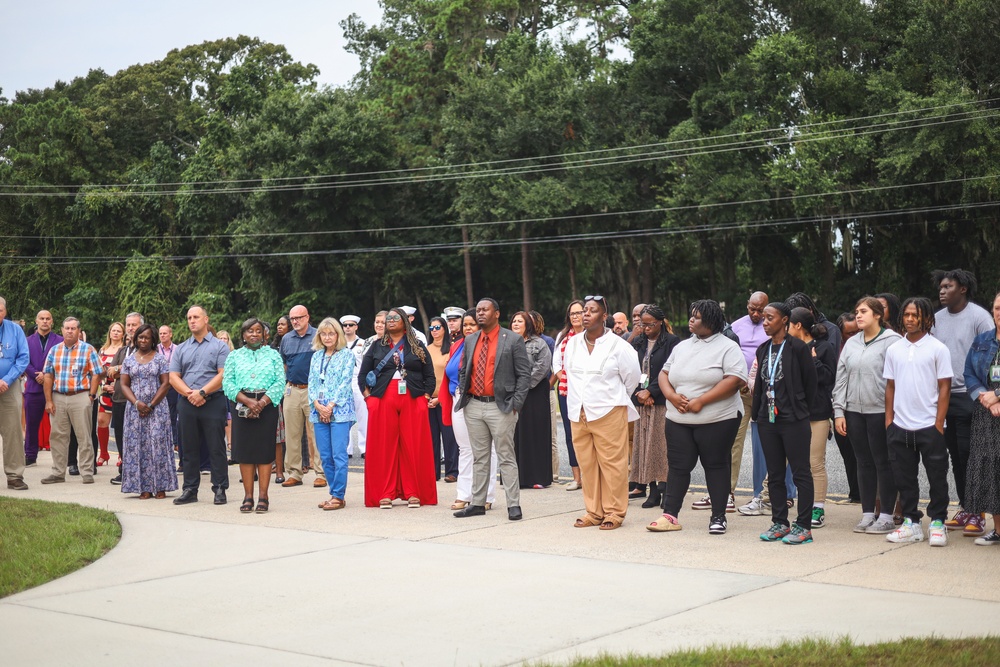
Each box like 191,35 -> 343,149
473,333 -> 488,395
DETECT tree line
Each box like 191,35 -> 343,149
2,0 -> 999,336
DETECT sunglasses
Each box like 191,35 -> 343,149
342,322 -> 357,327
584,295 -> 609,310
428,325 -> 443,331
385,315 -> 402,322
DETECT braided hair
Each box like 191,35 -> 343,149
381,307 -> 427,363
899,297 -> 936,333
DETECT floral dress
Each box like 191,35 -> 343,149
120,354 -> 178,494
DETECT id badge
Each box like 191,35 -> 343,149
990,365 -> 1000,383
639,373 -> 649,389
285,386 -> 291,397
319,374 -> 326,381
318,391 -> 325,401
397,380 -> 407,394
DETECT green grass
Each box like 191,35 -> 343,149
0,497 -> 121,598
540,637 -> 1000,666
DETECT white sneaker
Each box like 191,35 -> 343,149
738,497 -> 764,516
886,518 -> 924,543
928,520 -> 948,547
726,493 -> 736,513
565,480 -> 581,491
853,515 -> 875,533
691,494 -> 712,510
865,516 -> 896,534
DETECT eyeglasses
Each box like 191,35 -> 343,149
640,322 -> 660,329
569,311 -> 584,317
385,315 -> 402,322
289,315 -> 307,322
428,325 -> 443,331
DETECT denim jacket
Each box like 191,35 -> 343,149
964,329 -> 1000,401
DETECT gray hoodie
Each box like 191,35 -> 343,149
832,327 -> 902,417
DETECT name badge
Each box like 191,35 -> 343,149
285,386 -> 291,397
397,380 -> 407,394
319,374 -> 326,381
990,365 -> 1000,383
639,373 -> 649,389
318,391 -> 325,401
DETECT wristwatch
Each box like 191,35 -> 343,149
199,389 -> 207,398
993,388 -> 1000,398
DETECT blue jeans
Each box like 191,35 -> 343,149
314,420 -> 353,499
751,422 -> 795,499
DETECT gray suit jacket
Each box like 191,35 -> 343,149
456,327 -> 531,414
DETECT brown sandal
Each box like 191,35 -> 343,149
154,491 -> 166,499
451,500 -> 469,510
599,520 -> 620,531
574,517 -> 601,528
321,498 -> 345,511
138,492 -> 152,500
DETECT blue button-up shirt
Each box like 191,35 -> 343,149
169,332 -> 230,389
281,326 -> 316,384
0,320 -> 29,386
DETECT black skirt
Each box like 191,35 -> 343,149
514,381 -> 553,488
231,394 -> 279,465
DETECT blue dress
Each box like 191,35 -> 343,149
121,354 -> 178,494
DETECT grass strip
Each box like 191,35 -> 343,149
540,637 -> 1000,666
0,497 -> 121,598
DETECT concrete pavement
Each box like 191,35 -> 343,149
2,452 -> 998,666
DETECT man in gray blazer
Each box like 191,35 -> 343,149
454,298 -> 531,520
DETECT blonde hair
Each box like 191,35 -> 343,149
312,317 -> 346,352
102,322 -> 124,352
216,330 -> 234,351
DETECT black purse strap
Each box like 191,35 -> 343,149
374,340 -> 404,376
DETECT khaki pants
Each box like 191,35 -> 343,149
50,392 -> 95,477
283,386 -> 318,481
571,406 -> 629,526
810,419 -> 830,504
731,391 -> 753,492
0,382 -> 26,480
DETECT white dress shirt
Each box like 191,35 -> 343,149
553,328 -> 641,423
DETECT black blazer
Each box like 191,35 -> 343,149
630,332 -> 680,406
751,335 -> 818,422
357,338 -> 436,398
808,339 -> 837,421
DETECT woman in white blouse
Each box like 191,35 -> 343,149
553,296 -> 641,530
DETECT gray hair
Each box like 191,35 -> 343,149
125,312 -> 144,324
63,317 -> 80,326
0,296 -> 6,308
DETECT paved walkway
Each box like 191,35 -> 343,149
3,453 -> 998,666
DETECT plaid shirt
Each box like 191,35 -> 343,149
44,341 -> 103,394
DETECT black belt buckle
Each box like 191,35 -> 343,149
471,394 -> 496,403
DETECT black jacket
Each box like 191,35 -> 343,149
358,338 -> 436,398
751,335 -> 818,422
630,332 -> 680,406
808,339 -> 837,421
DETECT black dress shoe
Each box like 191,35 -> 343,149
508,506 -> 523,521
173,490 -> 198,505
68,465 -> 80,476
110,474 -> 122,485
214,489 -> 227,505
454,505 -> 486,518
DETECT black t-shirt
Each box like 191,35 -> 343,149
756,341 -> 795,422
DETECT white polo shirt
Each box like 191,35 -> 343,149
882,334 -> 952,431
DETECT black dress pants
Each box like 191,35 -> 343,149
758,418 -> 813,529
178,393 -> 229,492
663,417 -> 740,518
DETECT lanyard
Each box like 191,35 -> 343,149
767,339 -> 786,388
320,351 -> 335,378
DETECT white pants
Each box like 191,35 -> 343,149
350,380 -> 368,455
452,391 -> 496,503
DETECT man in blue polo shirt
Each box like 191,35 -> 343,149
169,306 -> 230,505
281,304 -> 320,487
0,296 -> 30,490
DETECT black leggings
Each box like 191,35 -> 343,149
758,418 -> 813,529
663,417 -> 740,518
845,411 -> 896,514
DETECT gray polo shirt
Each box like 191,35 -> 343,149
169,332 -> 229,390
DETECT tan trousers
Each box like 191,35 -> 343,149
283,386 -> 319,481
731,391 -> 753,492
49,392 -> 95,477
810,419 -> 830,504
0,381 -> 26,480
571,406 -> 629,526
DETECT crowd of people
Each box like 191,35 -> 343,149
0,268 -> 998,547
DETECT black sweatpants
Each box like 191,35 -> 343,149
663,417 -> 740,518
943,393 -> 973,507
886,423 -> 950,523
758,418 -> 813,529
845,411 -> 897,515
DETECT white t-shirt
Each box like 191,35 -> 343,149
883,334 -> 953,430
661,333 -> 748,424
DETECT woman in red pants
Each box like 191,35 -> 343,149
358,307 -> 438,508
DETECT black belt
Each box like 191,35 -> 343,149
468,394 -> 496,403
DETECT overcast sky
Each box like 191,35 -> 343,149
1,0 -> 384,98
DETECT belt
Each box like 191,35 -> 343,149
468,394 -> 496,403
288,383 -> 308,389
56,389 -> 88,397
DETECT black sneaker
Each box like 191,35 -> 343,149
709,514 -> 727,535
975,530 -> 1000,546
110,474 -> 122,485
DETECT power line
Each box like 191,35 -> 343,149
2,101 -> 998,197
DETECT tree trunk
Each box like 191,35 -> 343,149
640,245 -> 654,304
462,226 -> 474,309
819,220 -> 835,300
521,223 -> 533,311
415,293 -> 430,334
625,245 -> 641,310
565,246 -> 578,300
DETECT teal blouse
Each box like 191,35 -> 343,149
222,345 -> 286,405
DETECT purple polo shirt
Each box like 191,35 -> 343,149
730,314 -> 769,373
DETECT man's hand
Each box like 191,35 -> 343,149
0,380 -> 8,394
45,400 -> 55,415
34,371 -> 45,385
186,389 -> 206,407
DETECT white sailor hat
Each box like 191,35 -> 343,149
442,306 -> 465,319
340,315 -> 361,325
400,305 -> 417,316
